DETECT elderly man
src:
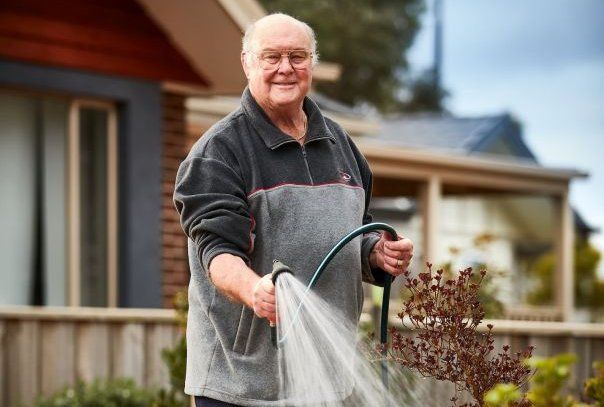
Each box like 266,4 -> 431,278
174,13 -> 413,407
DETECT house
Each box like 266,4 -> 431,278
0,1 -> 262,403
367,112 -> 595,316
0,0 -> 344,310
0,0 -> 244,309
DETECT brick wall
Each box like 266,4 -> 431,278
161,92 -> 199,308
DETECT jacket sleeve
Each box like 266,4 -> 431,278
173,155 -> 254,275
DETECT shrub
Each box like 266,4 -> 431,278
526,353 -> 577,407
160,290 -> 189,406
440,232 -> 506,319
32,378 -> 187,407
584,361 -> 604,405
527,240 -> 603,317
33,378 -> 154,407
484,355 -> 604,407
161,337 -> 187,406
484,383 -> 522,407
385,263 -> 534,406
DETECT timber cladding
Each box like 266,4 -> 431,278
0,0 -> 209,86
0,308 -> 179,407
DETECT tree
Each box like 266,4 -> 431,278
527,239 -> 603,317
259,0 -> 429,113
400,67 -> 449,112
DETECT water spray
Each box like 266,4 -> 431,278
270,260 -> 294,348
271,222 -> 398,394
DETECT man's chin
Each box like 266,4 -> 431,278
269,93 -> 303,108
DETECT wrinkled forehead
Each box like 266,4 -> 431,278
251,20 -> 312,51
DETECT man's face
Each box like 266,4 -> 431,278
242,19 -> 313,111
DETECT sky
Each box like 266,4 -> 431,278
407,0 -> 604,274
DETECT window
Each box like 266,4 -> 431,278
0,91 -> 118,307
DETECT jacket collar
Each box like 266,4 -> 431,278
241,87 -> 336,150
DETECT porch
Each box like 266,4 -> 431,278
358,142 -> 587,322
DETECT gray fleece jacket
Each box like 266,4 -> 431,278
173,88 -> 386,405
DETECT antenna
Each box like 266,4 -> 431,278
433,0 -> 443,94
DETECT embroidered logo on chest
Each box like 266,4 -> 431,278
338,169 -> 352,183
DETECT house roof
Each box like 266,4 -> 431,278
136,0 -> 256,94
137,0 -> 341,95
310,92 -> 365,118
0,0 -> 211,88
373,112 -> 537,162
364,112 -> 598,234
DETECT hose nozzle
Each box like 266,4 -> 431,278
270,260 -> 293,348
271,259 -> 293,284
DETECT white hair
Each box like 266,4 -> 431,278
242,13 -> 319,66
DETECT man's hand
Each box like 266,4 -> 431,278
370,233 -> 414,276
252,274 -> 276,324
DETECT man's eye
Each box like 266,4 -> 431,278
290,52 -> 308,63
263,53 -> 281,64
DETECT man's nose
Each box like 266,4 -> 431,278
276,55 -> 294,73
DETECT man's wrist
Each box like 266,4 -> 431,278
249,277 -> 263,309
369,237 -> 382,269
369,247 -> 378,269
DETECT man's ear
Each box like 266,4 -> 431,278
241,52 -> 250,79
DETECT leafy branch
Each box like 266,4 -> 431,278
384,263 -> 534,406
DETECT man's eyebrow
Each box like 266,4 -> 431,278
260,48 -> 308,52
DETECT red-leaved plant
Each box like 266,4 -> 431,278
383,264 -> 534,406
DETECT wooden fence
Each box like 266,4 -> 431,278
0,306 -> 180,407
2,306 -> 604,406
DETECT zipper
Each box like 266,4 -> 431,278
301,145 -> 314,184
271,134 -> 334,150
273,135 -> 334,184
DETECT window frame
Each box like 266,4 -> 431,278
67,99 -> 119,307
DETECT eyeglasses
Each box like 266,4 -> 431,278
248,49 -> 313,70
